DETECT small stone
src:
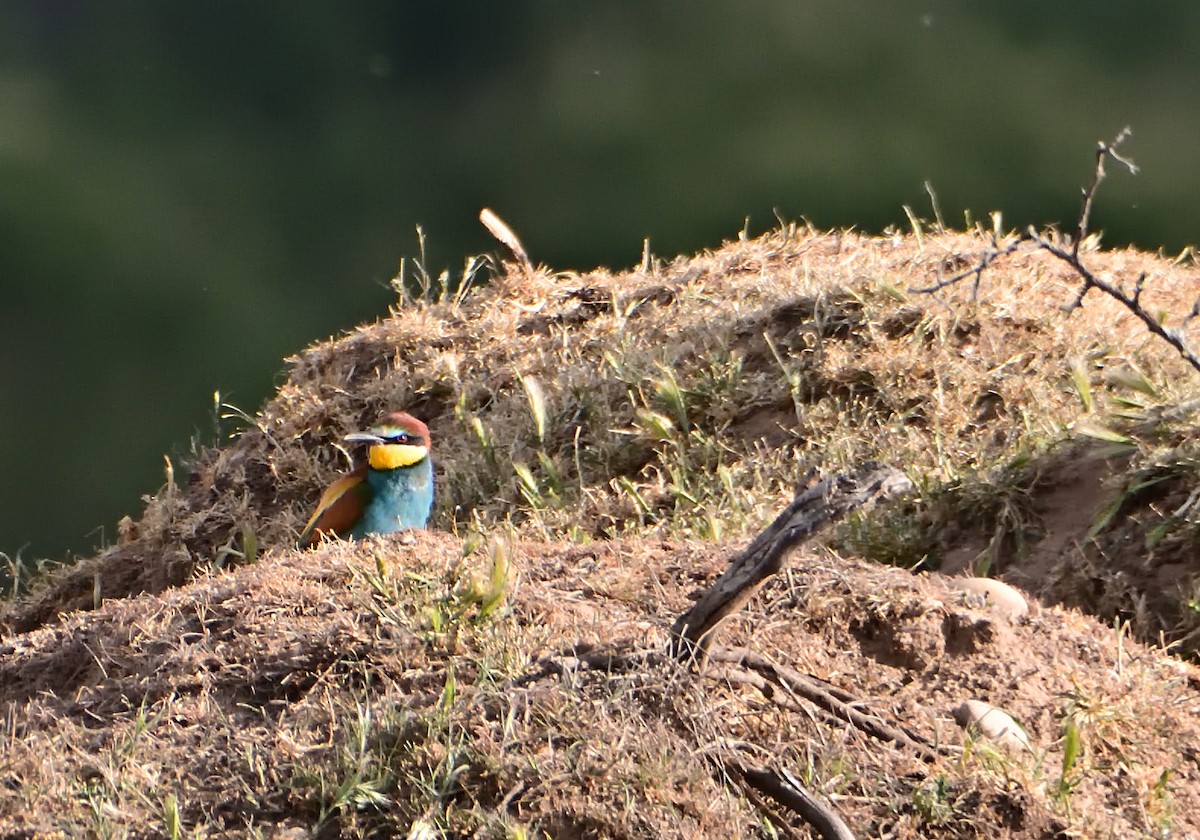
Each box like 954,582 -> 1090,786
949,577 -> 1029,620
953,699 -> 1032,753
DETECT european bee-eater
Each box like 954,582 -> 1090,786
299,411 -> 433,547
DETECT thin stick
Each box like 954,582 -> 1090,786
910,128 -> 1200,376
728,757 -> 858,840
708,646 -> 941,762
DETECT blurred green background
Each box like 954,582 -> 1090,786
2,2 -> 1198,562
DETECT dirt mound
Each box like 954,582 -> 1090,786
2,530 -> 1197,837
4,224 -> 1200,836
8,227 -> 1200,650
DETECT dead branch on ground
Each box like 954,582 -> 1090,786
511,463 -> 913,840
727,757 -> 858,840
665,462 -> 911,840
707,646 -> 941,762
669,462 -> 912,662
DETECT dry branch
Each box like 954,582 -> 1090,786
727,757 -> 857,840
510,465 -> 912,839
659,463 -> 911,838
707,646 -> 941,762
911,128 -> 1200,377
669,462 -> 911,662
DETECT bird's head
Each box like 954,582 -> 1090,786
345,412 -> 432,470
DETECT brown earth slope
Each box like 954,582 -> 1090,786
3,225 -> 1200,837
2,532 -> 1198,838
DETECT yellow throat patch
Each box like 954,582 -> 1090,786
368,443 -> 428,470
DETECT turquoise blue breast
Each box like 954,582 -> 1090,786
348,458 -> 434,537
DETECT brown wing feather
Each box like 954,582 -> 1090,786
299,466 -> 369,547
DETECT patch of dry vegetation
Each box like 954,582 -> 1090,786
3,213 -> 1200,837
3,532 -> 1198,838
11,222 -> 1200,645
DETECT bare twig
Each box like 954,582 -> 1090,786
708,646 -> 941,762
669,463 -> 912,662
910,128 -> 1200,377
1075,126 -> 1137,257
1031,227 -> 1200,373
908,233 -> 1025,297
727,756 -> 857,840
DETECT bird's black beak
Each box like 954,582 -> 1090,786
344,431 -> 386,446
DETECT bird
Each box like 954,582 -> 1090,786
298,411 -> 433,548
